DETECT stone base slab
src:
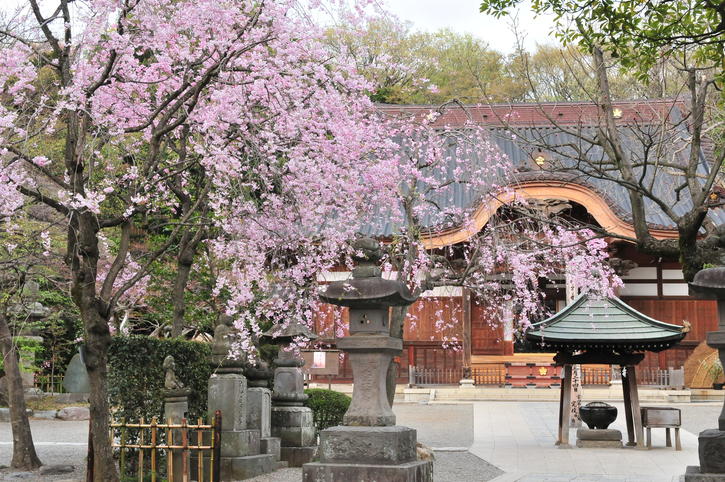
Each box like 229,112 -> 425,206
685,466 -> 725,481
220,429 -> 260,457
303,460 -> 433,482
272,424 -> 317,447
191,453 -> 276,481
319,425 -> 417,465
576,439 -> 623,448
281,446 -> 317,467
261,437 -> 281,461
576,428 -> 622,441
272,406 -> 314,426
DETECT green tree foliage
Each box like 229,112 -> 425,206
324,18 -> 513,104
480,0 -> 725,87
107,337 -> 211,424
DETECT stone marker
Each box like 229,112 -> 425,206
162,355 -> 191,479
264,317 -> 318,467
244,352 -> 281,464
686,268 -> 725,481
62,353 -> 90,393
192,315 -> 277,480
39,465 -> 75,475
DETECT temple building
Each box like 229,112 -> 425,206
311,100 -> 722,385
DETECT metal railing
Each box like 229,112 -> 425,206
108,411 -> 221,482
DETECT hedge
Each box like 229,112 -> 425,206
303,388 -> 351,431
108,336 -> 211,424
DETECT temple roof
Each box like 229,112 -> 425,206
361,101 -> 725,240
525,293 -> 687,353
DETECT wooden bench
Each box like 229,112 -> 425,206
640,407 -> 681,450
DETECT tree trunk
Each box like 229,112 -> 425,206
83,307 -> 117,481
386,305 -> 410,407
171,254 -> 193,339
0,312 -> 42,470
70,209 -> 119,482
171,225 -> 208,338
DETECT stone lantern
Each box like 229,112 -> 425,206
687,267 -> 725,479
302,237 -> 433,482
264,321 -> 318,466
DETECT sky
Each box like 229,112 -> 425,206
1,0 -> 558,54
382,0 -> 558,54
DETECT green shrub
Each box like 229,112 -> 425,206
303,388 -> 351,431
108,336 -> 212,424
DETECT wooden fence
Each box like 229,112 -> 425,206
107,411 -> 221,482
410,365 -> 685,388
34,373 -> 65,394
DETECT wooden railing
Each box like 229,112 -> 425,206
610,366 -> 685,388
410,365 -> 685,388
410,365 -> 505,386
108,411 -> 221,482
581,367 -> 613,385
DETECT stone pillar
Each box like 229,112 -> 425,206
264,322 -> 318,467
164,390 -> 191,479
686,268 -> 725,480
191,316 -> 277,480
244,369 -> 280,462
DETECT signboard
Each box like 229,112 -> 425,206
301,350 -> 340,376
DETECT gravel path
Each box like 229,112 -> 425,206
247,402 -> 503,482
0,419 -> 88,482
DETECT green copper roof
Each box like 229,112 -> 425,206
525,293 -> 687,353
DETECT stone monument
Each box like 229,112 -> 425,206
162,355 -> 191,479
686,267 -> 725,481
243,336 -> 281,465
194,315 -> 277,480
302,237 -> 433,481
264,321 -> 318,467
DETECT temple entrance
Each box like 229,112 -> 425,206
471,295 -> 505,356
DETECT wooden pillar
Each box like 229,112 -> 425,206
462,287 -> 472,376
626,365 -> 645,448
557,364 -> 573,446
407,343 -> 415,368
622,364 -> 645,447
621,365 -> 636,446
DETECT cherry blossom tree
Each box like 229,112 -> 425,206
0,165 -> 44,471
0,0 -> 394,479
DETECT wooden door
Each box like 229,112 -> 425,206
471,298 -> 504,355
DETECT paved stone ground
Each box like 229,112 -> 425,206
474,401 -> 720,482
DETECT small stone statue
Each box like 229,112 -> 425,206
163,355 -> 184,390
210,314 -> 246,371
